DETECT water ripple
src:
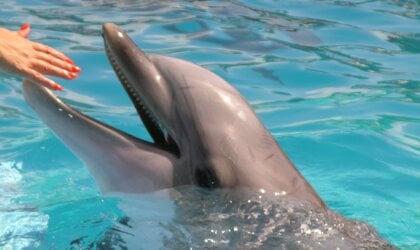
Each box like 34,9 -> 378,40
0,0 -> 418,249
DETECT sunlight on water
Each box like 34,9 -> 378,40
0,0 -> 419,249
0,161 -> 48,249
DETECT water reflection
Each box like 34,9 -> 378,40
0,0 -> 418,248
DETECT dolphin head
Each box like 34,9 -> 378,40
24,23 -> 325,208
102,23 -> 268,190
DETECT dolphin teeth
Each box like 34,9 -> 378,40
106,42 -> 170,146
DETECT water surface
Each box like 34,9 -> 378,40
0,0 -> 419,249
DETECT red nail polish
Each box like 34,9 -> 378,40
53,84 -> 63,91
72,66 -> 81,73
20,23 -> 30,31
68,72 -> 77,78
65,58 -> 74,64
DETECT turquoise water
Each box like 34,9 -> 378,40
0,0 -> 419,249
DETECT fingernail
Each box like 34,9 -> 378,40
71,66 -> 81,73
20,23 -> 30,31
65,58 -> 74,64
68,72 -> 77,78
53,84 -> 63,91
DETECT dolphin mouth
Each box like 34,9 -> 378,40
103,33 -> 180,157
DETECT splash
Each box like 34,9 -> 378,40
0,161 -> 48,249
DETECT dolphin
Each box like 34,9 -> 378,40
23,23 -> 325,209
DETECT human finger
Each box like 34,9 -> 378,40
32,60 -> 78,80
23,68 -> 63,91
35,53 -> 81,75
18,23 -> 31,38
32,42 -> 72,63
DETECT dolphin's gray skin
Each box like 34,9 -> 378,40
23,23 -> 325,209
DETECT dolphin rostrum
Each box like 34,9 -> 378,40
23,23 -> 325,209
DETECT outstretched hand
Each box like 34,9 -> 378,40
0,24 -> 81,90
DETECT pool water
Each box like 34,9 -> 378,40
0,0 -> 419,249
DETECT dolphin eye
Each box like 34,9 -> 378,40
194,168 -> 218,189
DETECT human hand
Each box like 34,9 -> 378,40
0,24 -> 81,90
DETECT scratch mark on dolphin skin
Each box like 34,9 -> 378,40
248,146 -> 255,161
180,86 -> 194,91
264,153 -> 274,161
